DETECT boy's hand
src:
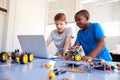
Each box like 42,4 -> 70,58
63,51 -> 67,58
63,51 -> 72,60
82,56 -> 93,62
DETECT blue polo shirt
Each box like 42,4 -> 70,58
75,23 -> 112,61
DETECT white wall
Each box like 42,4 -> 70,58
0,12 -> 6,52
82,1 -> 120,36
5,0 -> 47,52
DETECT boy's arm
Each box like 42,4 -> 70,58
64,36 -> 81,51
46,40 -> 51,47
71,43 -> 81,48
63,41 -> 80,57
82,37 -> 104,61
64,36 -> 72,51
46,31 -> 53,47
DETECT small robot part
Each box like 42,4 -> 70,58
92,59 -> 116,71
65,47 -> 82,61
0,52 -> 9,62
91,58 -> 106,71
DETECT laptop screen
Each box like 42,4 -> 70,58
18,35 -> 50,58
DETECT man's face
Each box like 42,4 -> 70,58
75,14 -> 88,28
55,20 -> 66,33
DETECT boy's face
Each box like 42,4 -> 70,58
75,14 -> 88,28
54,20 -> 66,33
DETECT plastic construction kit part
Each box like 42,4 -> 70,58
28,53 -> 34,62
106,66 -> 111,71
67,68 -> 84,73
62,78 -> 69,80
55,70 -> 67,75
0,52 -> 9,62
117,63 -> 120,67
73,53 -> 82,61
65,46 -> 82,61
53,69 -> 67,75
111,66 -> 115,70
94,67 -> 104,70
20,54 -> 28,64
45,64 -> 51,69
48,71 -> 55,79
118,67 -> 120,70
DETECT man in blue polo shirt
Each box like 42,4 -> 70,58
70,9 -> 112,61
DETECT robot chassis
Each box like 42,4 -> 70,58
64,47 -> 106,73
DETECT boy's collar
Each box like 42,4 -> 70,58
57,29 -> 65,34
82,22 -> 90,31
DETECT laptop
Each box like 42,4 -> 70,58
17,35 -> 52,58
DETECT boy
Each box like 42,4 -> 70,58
70,10 -> 112,61
46,13 -> 73,57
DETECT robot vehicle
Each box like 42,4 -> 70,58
0,50 -> 34,64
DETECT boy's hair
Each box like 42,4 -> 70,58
75,9 -> 90,20
54,13 -> 66,21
